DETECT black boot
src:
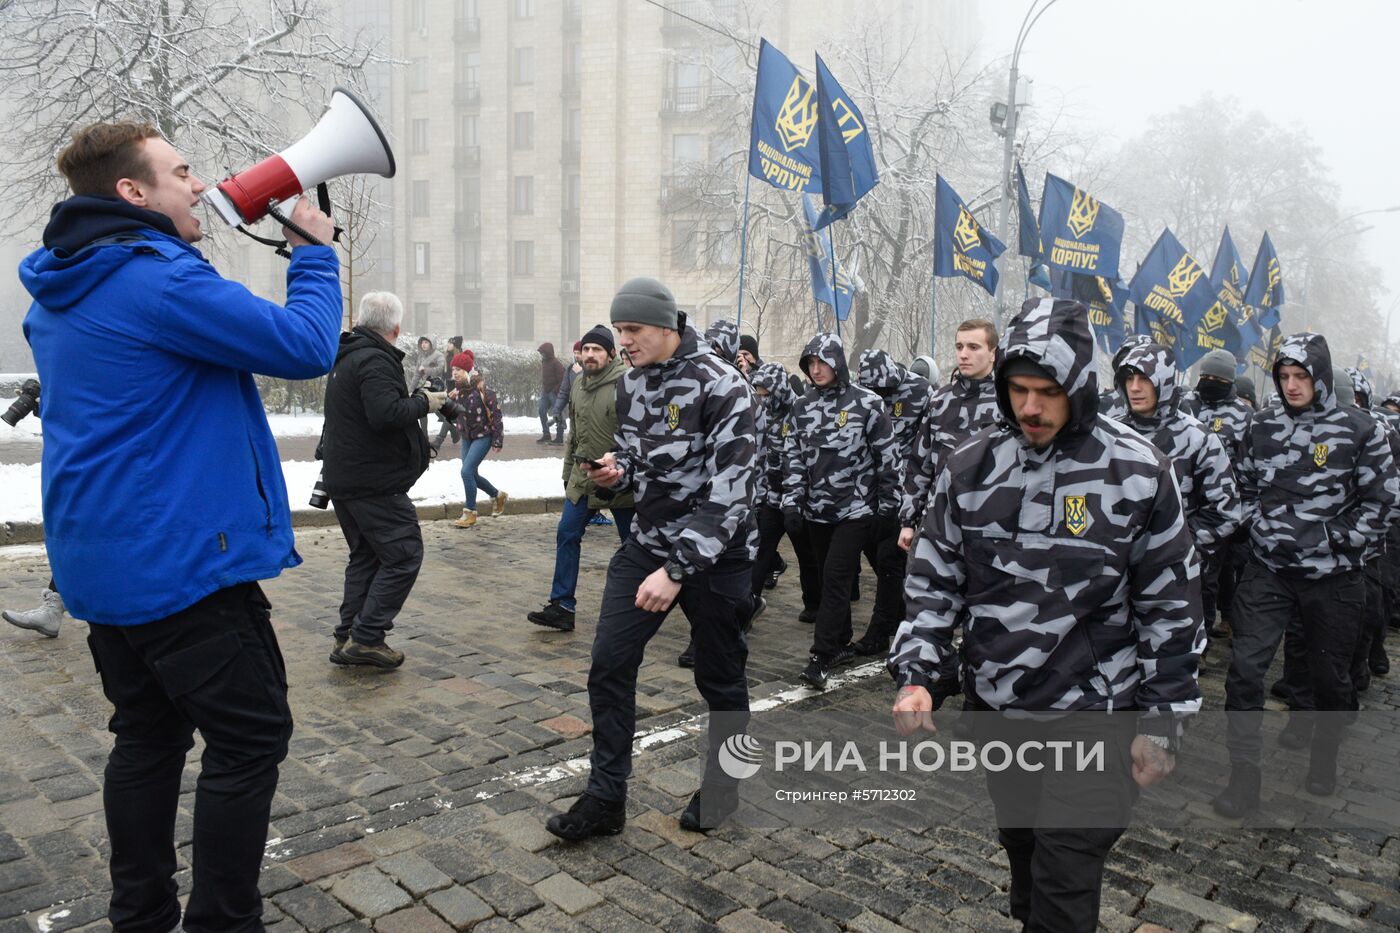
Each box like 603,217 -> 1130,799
678,784 -> 739,832
1305,739 -> 1340,797
678,640 -> 695,668
1277,716 -> 1312,750
1211,763 -> 1261,818
546,793 -> 626,841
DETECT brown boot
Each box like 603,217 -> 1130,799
492,491 -> 509,517
453,509 -> 478,528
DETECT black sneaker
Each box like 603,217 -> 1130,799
340,640 -> 405,669
1269,679 -> 1293,702
800,655 -> 829,689
528,601 -> 576,632
1277,718 -> 1312,750
798,608 -> 817,624
849,632 -> 887,657
678,640 -> 695,668
536,435 -> 551,444
545,793 -> 626,841
1211,764 -> 1261,819
1371,652 -> 1390,676
743,596 -> 766,633
830,645 -> 856,667
679,785 -> 739,832
764,569 -> 781,590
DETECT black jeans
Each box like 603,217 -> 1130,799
1216,526 -> 1249,623
332,492 -> 424,646
1199,541 -> 1224,630
806,516 -> 873,658
586,541 -> 751,803
1225,558 -> 1364,765
859,518 -> 907,641
1352,559 -> 1388,678
86,583 -> 293,933
980,714 -> 1136,933
749,505 -> 820,608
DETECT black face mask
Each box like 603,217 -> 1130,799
1197,378 -> 1231,403
871,385 -> 896,400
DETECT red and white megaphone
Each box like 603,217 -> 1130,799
203,85 -> 395,228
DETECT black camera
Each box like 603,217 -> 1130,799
2,379 -> 40,427
439,396 -> 465,424
308,471 -> 330,509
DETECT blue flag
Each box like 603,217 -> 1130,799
932,175 -> 1006,297
748,39 -> 823,196
1209,227 -> 1260,370
1052,269 -> 1127,357
1016,163 -> 1042,260
812,53 -> 879,229
1250,324 -> 1283,372
1243,232 -> 1284,330
1128,228 -> 1218,367
1038,173 -> 1125,281
799,193 -> 853,320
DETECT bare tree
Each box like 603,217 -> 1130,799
0,0 -> 385,232
330,173 -> 387,330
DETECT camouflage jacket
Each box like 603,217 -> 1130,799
703,318 -> 740,368
1238,333 -> 1398,578
898,371 -> 998,528
1180,387 -> 1252,465
1116,342 -> 1242,551
609,326 -> 757,573
857,349 -> 932,465
890,298 -> 1202,723
1096,334 -> 1154,421
782,333 -> 898,522
749,362 -> 797,510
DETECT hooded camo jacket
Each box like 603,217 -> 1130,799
1116,342 -> 1242,551
749,362 -> 797,510
890,298 -> 1202,724
608,326 -> 757,573
1238,333 -> 1398,579
782,334 -> 898,523
1180,387 -> 1252,464
898,371 -> 998,528
857,349 -> 932,464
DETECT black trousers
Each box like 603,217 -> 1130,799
749,505 -> 819,608
805,516 -> 873,659
86,584 -> 292,933
1225,558 -> 1364,765
1216,526 -> 1250,623
586,541 -> 750,802
980,714 -> 1136,933
1350,559 -> 1387,689
859,519 -> 908,642
1200,542 -> 1224,630
332,492 -> 424,646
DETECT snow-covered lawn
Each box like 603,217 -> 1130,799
0,456 -> 568,525
261,414 -> 547,438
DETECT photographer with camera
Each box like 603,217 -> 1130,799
321,292 -> 444,670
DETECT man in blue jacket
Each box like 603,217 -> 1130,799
21,122 -> 341,932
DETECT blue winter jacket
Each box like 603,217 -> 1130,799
20,196 -> 342,626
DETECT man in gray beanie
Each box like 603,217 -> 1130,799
546,277 -> 759,839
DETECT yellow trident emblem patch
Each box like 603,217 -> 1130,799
1167,255 -> 1205,298
1212,417 -> 1223,432
1064,496 -> 1089,537
893,401 -> 904,418
1314,444 -> 1329,468
1067,188 -> 1100,239
1202,301 -> 1228,332
953,207 -> 982,253
836,410 -> 849,427
781,422 -> 790,438
775,76 -> 818,152
666,403 -> 681,430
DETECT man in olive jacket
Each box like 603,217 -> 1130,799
528,324 -> 636,631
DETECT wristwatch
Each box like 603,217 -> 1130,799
663,561 -> 686,583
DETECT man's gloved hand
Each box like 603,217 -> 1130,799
422,391 -> 449,414
783,508 -> 804,537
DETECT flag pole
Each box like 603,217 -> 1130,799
828,219 -> 842,339
736,171 -> 753,331
928,224 -> 939,358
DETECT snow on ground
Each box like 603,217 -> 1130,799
262,414 -> 544,438
0,456 -> 567,525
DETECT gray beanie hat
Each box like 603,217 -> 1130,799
1198,349 -> 1237,382
610,277 -> 679,329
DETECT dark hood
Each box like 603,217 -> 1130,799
337,326 -> 406,364
41,195 -> 181,256
538,342 -> 556,360
1116,340 -> 1179,423
995,297 -> 1099,439
1272,332 -> 1334,413
857,349 -> 904,394
799,333 -> 850,389
1346,366 -> 1373,408
703,318 -> 740,366
750,360 -> 796,413
1111,333 -> 1154,374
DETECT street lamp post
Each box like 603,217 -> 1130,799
994,0 -> 1061,334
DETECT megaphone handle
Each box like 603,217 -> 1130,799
315,183 -> 344,244
265,199 -> 324,248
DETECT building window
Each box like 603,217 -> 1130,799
513,47 -> 535,84
562,304 -> 580,345
671,60 -> 702,111
513,303 -> 535,341
459,113 -> 479,147
513,176 -> 534,214
565,108 -> 582,143
413,301 -> 430,334
461,240 -> 481,278
513,0 -> 533,18
408,58 -> 428,93
566,42 -> 582,81
564,238 -> 580,277
411,180 -> 431,217
672,133 -> 702,168
513,111 -> 534,150
411,0 -> 429,31
671,220 -> 698,268
565,173 -> 581,210
411,119 -> 429,154
461,302 -> 481,339
513,241 -> 534,277
414,242 -> 431,277
462,51 -> 480,88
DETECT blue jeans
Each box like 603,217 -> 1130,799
461,437 -> 499,510
549,495 -> 633,611
539,391 -> 558,437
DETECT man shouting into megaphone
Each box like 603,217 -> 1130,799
19,122 -> 341,932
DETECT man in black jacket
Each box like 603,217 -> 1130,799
321,292 -> 446,669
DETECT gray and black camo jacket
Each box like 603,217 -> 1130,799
1238,333 -> 1398,579
890,298 -> 1202,724
1116,342 -> 1242,552
782,334 -> 898,523
704,318 -> 740,368
609,325 -> 757,574
1096,334 -> 1155,420
750,361 -> 797,510
857,349 -> 933,465
897,372 -> 998,528
1180,387 -> 1253,465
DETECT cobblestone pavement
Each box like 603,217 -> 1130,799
0,513 -> 1397,932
